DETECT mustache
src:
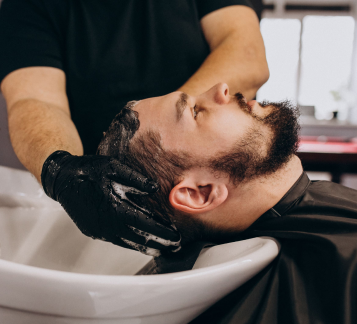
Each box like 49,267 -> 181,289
234,92 -> 247,108
233,92 -> 282,123
233,92 -> 260,118
234,92 -> 272,109
234,92 -> 249,111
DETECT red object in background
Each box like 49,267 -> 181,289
299,140 -> 357,153
297,140 -> 357,183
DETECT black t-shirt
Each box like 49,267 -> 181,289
191,173 -> 357,324
0,0 -> 252,154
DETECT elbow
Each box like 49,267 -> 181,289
240,45 -> 270,97
241,42 -> 270,87
248,41 -> 270,87
256,63 -> 270,89
247,60 -> 270,98
252,64 -> 270,94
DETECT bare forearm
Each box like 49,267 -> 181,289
178,33 -> 269,98
179,5 -> 269,98
8,99 -> 83,182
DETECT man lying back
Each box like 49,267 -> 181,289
97,82 -> 357,324
97,82 -> 302,244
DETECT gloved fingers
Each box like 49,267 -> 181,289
109,221 -> 180,252
121,238 -> 162,257
107,160 -> 158,193
127,225 -> 181,252
111,181 -> 148,201
116,199 -> 181,243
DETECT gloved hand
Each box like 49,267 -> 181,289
41,150 -> 181,256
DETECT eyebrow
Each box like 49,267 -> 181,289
176,92 -> 188,121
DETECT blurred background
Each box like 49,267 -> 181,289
1,0 -> 357,186
253,0 -> 357,187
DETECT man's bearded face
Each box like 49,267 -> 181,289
133,83 -> 300,183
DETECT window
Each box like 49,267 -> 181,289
257,0 -> 356,120
258,19 -> 301,102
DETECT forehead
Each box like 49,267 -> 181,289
133,93 -> 189,148
134,94 -> 175,129
132,93 -> 270,160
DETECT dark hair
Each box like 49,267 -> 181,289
97,103 -> 204,242
97,99 -> 300,242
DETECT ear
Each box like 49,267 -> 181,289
169,177 -> 228,214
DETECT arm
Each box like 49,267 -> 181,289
1,67 -> 83,182
1,66 -> 181,254
178,5 -> 269,99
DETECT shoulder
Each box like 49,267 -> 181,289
0,0 -> 68,27
194,0 -> 253,20
0,0 -> 68,13
309,180 -> 357,199
295,180 -> 357,216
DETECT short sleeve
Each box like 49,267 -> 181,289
195,0 -> 253,20
0,0 -> 65,84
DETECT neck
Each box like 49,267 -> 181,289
227,155 -> 303,231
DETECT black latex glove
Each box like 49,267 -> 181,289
41,150 -> 181,256
136,241 -> 214,275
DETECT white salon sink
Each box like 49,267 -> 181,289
0,166 -> 280,324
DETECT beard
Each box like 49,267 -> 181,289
197,94 -> 301,242
207,93 -> 300,185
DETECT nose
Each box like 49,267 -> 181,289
205,82 -> 230,105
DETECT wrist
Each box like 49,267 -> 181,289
41,150 -> 72,199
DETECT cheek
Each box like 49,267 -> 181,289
196,118 -> 248,152
212,114 -> 249,136
161,120 -> 195,151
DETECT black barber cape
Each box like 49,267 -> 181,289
190,172 -> 357,324
0,0 -> 251,154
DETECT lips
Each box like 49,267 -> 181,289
247,100 -> 256,112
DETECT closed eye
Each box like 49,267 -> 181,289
193,105 -> 198,119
